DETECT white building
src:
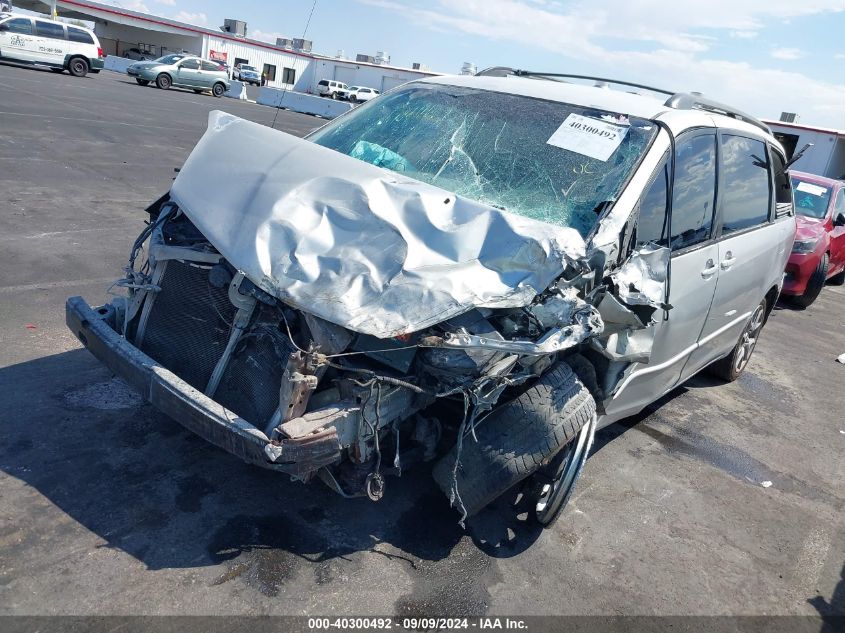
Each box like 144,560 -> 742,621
765,119 -> 845,180
13,0 -> 440,92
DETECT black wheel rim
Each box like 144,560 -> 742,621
73,61 -> 84,74
533,414 -> 596,525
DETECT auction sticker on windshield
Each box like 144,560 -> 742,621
547,113 -> 629,161
795,181 -> 827,197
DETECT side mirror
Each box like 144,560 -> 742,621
834,212 -> 845,227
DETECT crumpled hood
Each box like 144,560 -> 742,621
169,111 -> 586,338
795,214 -> 827,241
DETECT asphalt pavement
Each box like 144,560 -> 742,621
0,63 -> 843,618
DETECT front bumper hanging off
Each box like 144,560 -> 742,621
65,296 -> 342,477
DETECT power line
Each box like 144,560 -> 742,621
271,0 -> 318,130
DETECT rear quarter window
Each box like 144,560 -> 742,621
201,60 -> 221,71
67,26 -> 94,44
719,135 -> 771,233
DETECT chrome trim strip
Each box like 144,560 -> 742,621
612,310 -> 752,399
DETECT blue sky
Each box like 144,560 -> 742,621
111,1 -> 845,126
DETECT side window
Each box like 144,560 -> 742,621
4,18 -> 33,34
35,21 -> 66,40
635,156 -> 669,247
67,27 -> 94,44
179,59 -> 200,70
282,67 -> 296,84
671,134 -> 717,250
720,135 -> 771,233
200,60 -> 219,71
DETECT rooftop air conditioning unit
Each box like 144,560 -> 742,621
276,37 -> 293,49
222,19 -> 247,38
375,51 -> 390,65
356,54 -> 376,64
780,112 -> 800,123
293,38 -> 312,52
461,62 -> 476,75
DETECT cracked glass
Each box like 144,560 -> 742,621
309,82 -> 658,237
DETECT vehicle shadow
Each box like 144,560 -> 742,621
809,560 -> 845,632
0,348 -> 544,594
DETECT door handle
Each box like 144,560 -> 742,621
720,251 -> 736,270
701,259 -> 718,278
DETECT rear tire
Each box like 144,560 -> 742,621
789,253 -> 828,308
68,57 -> 89,77
155,73 -> 172,90
432,362 -> 596,520
212,83 -> 225,98
708,297 -> 767,382
135,78 -> 149,86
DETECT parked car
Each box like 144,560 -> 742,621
317,78 -> 348,99
123,47 -> 155,61
0,12 -> 104,77
780,171 -> 845,306
127,54 -> 230,97
67,71 -> 795,527
337,85 -> 380,102
233,63 -> 260,85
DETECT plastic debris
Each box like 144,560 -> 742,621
760,480 -> 773,488
25,323 -> 37,330
836,353 -> 845,364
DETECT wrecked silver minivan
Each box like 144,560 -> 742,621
66,72 -> 795,525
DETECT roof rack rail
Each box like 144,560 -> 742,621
474,68 -> 771,134
664,93 -> 770,134
474,67 -> 675,95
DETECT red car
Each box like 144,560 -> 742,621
782,171 -> 845,306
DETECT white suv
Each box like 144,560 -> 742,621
0,13 -> 103,77
316,78 -> 348,99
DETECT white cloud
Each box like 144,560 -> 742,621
173,11 -> 207,25
770,47 -> 805,60
835,53 -> 845,59
112,0 -> 149,12
730,30 -> 759,39
155,0 -> 176,5
251,29 -> 289,44
358,0 -> 845,126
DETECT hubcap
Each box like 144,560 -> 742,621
734,303 -> 765,374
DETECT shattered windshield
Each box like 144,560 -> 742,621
309,82 -> 658,236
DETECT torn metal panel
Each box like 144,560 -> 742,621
169,111 -> 586,339
590,328 -> 657,364
430,296 -> 603,355
610,244 -> 670,309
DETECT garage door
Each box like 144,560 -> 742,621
333,66 -> 357,86
381,76 -> 408,93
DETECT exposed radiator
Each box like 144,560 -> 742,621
138,261 -> 235,392
137,262 -> 291,428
